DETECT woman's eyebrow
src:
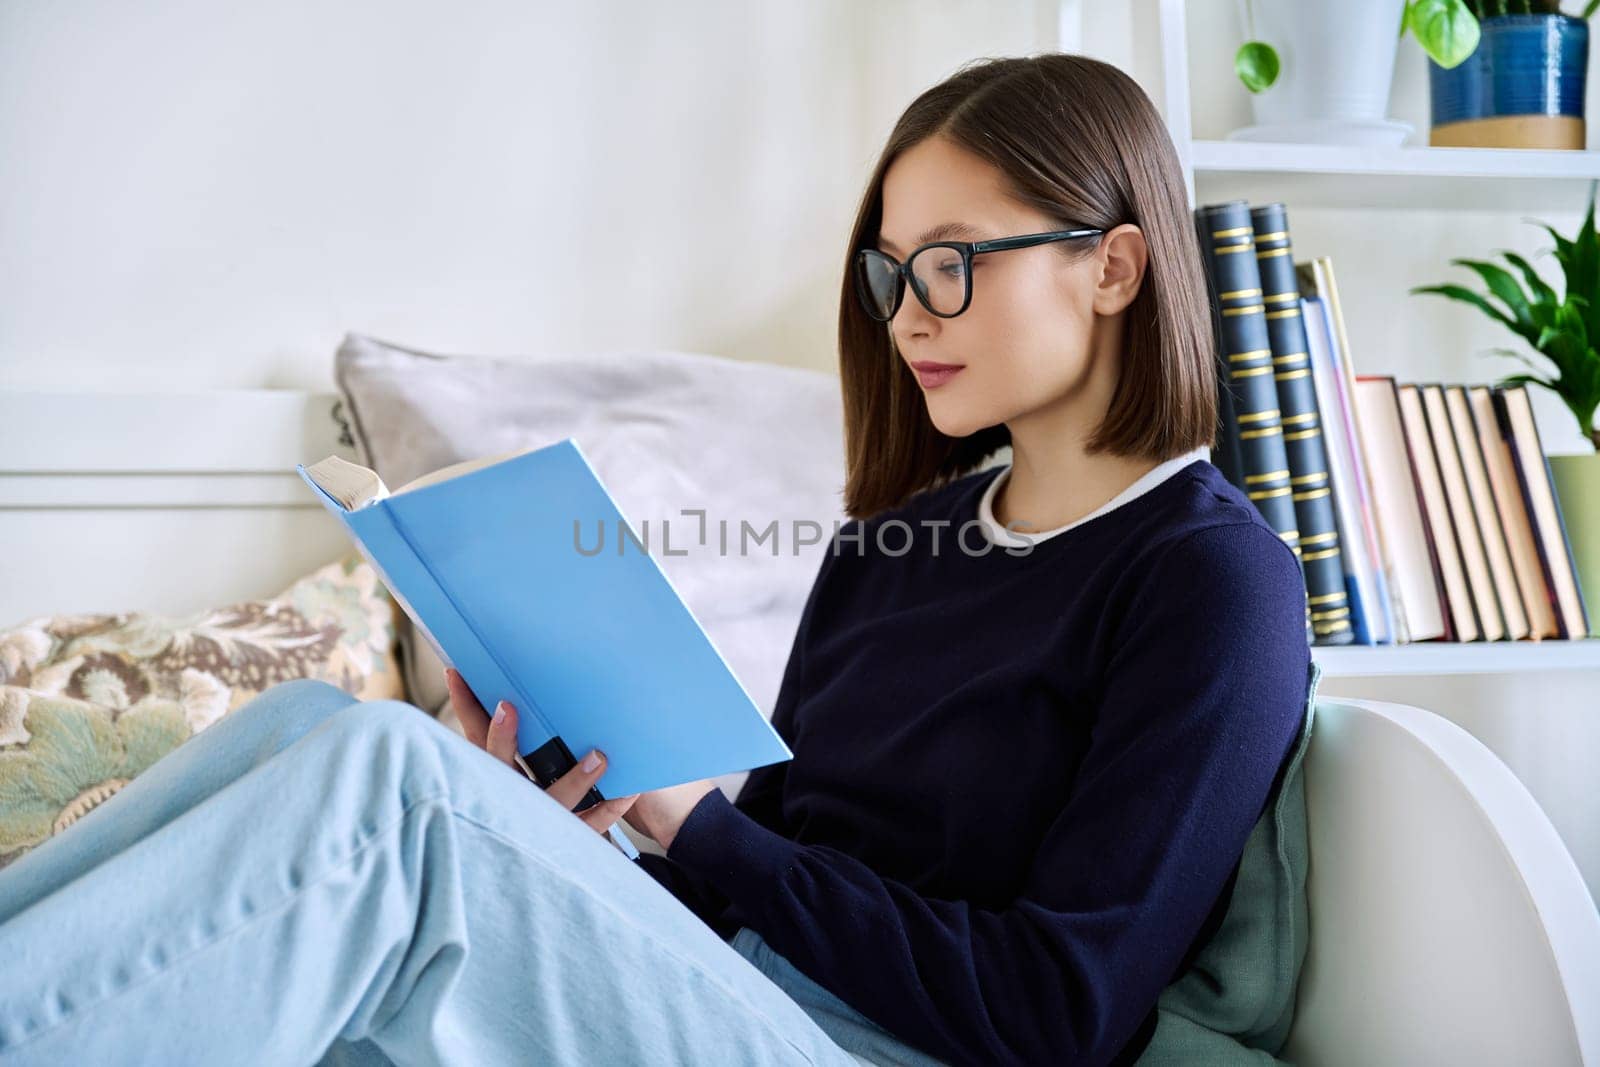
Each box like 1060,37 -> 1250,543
876,221 -> 984,254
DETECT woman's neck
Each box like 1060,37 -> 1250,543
992,437 -> 1164,537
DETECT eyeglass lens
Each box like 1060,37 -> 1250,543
857,247 -> 968,320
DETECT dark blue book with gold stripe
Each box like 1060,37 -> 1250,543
1193,209 -> 1246,491
1194,200 -> 1311,644
1250,204 -> 1353,645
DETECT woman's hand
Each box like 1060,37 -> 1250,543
622,779 -> 718,852
445,667 -> 639,837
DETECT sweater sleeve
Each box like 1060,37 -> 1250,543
661,521 -> 1312,1067
631,536 -> 837,928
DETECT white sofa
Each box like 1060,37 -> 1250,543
1286,695 -> 1600,1064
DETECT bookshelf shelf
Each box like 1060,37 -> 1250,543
1189,141 -> 1600,213
1314,639 -> 1600,677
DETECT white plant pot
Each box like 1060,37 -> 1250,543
1229,0 -> 1414,146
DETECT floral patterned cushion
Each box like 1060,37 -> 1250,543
0,553 -> 404,868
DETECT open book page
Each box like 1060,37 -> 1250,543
303,448 -> 536,510
392,448 -> 535,495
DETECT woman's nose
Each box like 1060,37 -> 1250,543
892,291 -> 939,335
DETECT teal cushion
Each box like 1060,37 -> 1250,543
1136,659 -> 1323,1065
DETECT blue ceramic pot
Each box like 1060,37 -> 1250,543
1429,14 -> 1589,148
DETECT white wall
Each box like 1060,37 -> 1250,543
0,0 -> 1048,389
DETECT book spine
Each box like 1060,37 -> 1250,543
1422,383 -> 1506,640
1468,385 -> 1557,639
1352,377 -> 1448,642
1343,571 -> 1371,645
1446,385 -> 1529,640
1301,295 -> 1384,643
1251,204 -> 1353,646
1494,386 -> 1591,639
1196,200 -> 1308,643
346,498 -> 565,745
1492,387 -> 1566,636
1538,452 -> 1594,637
1193,205 -> 1247,492
1298,263 -> 1401,643
1399,384 -> 1475,641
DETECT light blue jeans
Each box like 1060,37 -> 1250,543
0,679 -> 948,1066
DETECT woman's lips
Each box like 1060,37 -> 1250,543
909,362 -> 965,389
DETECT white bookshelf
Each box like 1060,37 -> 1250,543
1189,140 -> 1600,212
1144,0 -> 1600,676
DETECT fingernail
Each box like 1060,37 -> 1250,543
581,749 -> 603,773
493,702 -> 507,724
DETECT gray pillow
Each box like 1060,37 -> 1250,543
331,333 -> 847,767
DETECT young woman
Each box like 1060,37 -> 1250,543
0,53 -> 1312,1066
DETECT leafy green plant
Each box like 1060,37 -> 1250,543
1235,0 -> 1600,94
1411,180 -> 1600,451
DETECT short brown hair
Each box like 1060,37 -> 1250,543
837,53 -> 1216,520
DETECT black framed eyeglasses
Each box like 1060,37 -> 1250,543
854,228 -> 1105,322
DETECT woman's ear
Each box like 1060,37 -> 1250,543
1090,223 -> 1147,316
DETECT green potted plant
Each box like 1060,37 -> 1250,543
1236,0 -> 1483,94
1229,0 -> 1480,145
1429,1 -> 1596,149
1412,181 -> 1600,635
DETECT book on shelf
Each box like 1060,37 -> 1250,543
295,439 -> 793,805
1397,381 -> 1481,642
1466,385 -> 1561,640
1444,385 -> 1530,641
1195,199 -> 1353,645
1302,257 -> 1404,643
1301,292 -> 1396,644
1198,202 -> 1592,645
1251,205 -> 1353,646
1349,376 -> 1449,642
1193,204 -> 1247,493
1495,387 -> 1591,639
1429,383 -> 1510,639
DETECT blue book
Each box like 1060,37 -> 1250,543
295,439 -> 793,805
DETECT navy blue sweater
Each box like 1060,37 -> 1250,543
635,458 -> 1311,1066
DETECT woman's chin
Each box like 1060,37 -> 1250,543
925,405 -> 991,439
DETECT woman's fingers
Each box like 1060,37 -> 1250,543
447,667 -> 519,769
444,668 -> 490,749
545,746 -> 611,810
445,668 -> 628,836
578,794 -> 639,836
484,699 -> 520,768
